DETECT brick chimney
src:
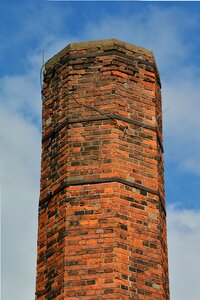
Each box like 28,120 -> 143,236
35,39 -> 170,299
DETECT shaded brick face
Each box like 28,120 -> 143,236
35,39 -> 169,299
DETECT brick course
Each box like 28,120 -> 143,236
35,39 -> 169,299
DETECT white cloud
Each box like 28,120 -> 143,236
167,206 -> 200,300
0,58 -> 41,299
0,75 -> 40,121
0,109 -> 41,300
162,68 -> 200,175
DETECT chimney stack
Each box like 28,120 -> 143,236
35,39 -> 170,299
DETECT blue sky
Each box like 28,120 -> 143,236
1,1 -> 200,300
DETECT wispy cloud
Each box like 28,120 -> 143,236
168,205 -> 200,300
163,69 -> 200,175
0,107 -> 41,300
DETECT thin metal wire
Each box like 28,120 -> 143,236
69,92 -> 117,125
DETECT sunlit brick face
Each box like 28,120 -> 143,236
35,39 -> 170,300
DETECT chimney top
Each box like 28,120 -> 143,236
45,38 -> 154,70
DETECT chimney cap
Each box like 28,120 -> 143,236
45,38 -> 154,70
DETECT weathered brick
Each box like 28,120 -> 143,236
35,39 -> 169,299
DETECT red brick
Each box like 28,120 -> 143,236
35,39 -> 169,299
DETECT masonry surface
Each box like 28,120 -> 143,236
35,39 -> 170,299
